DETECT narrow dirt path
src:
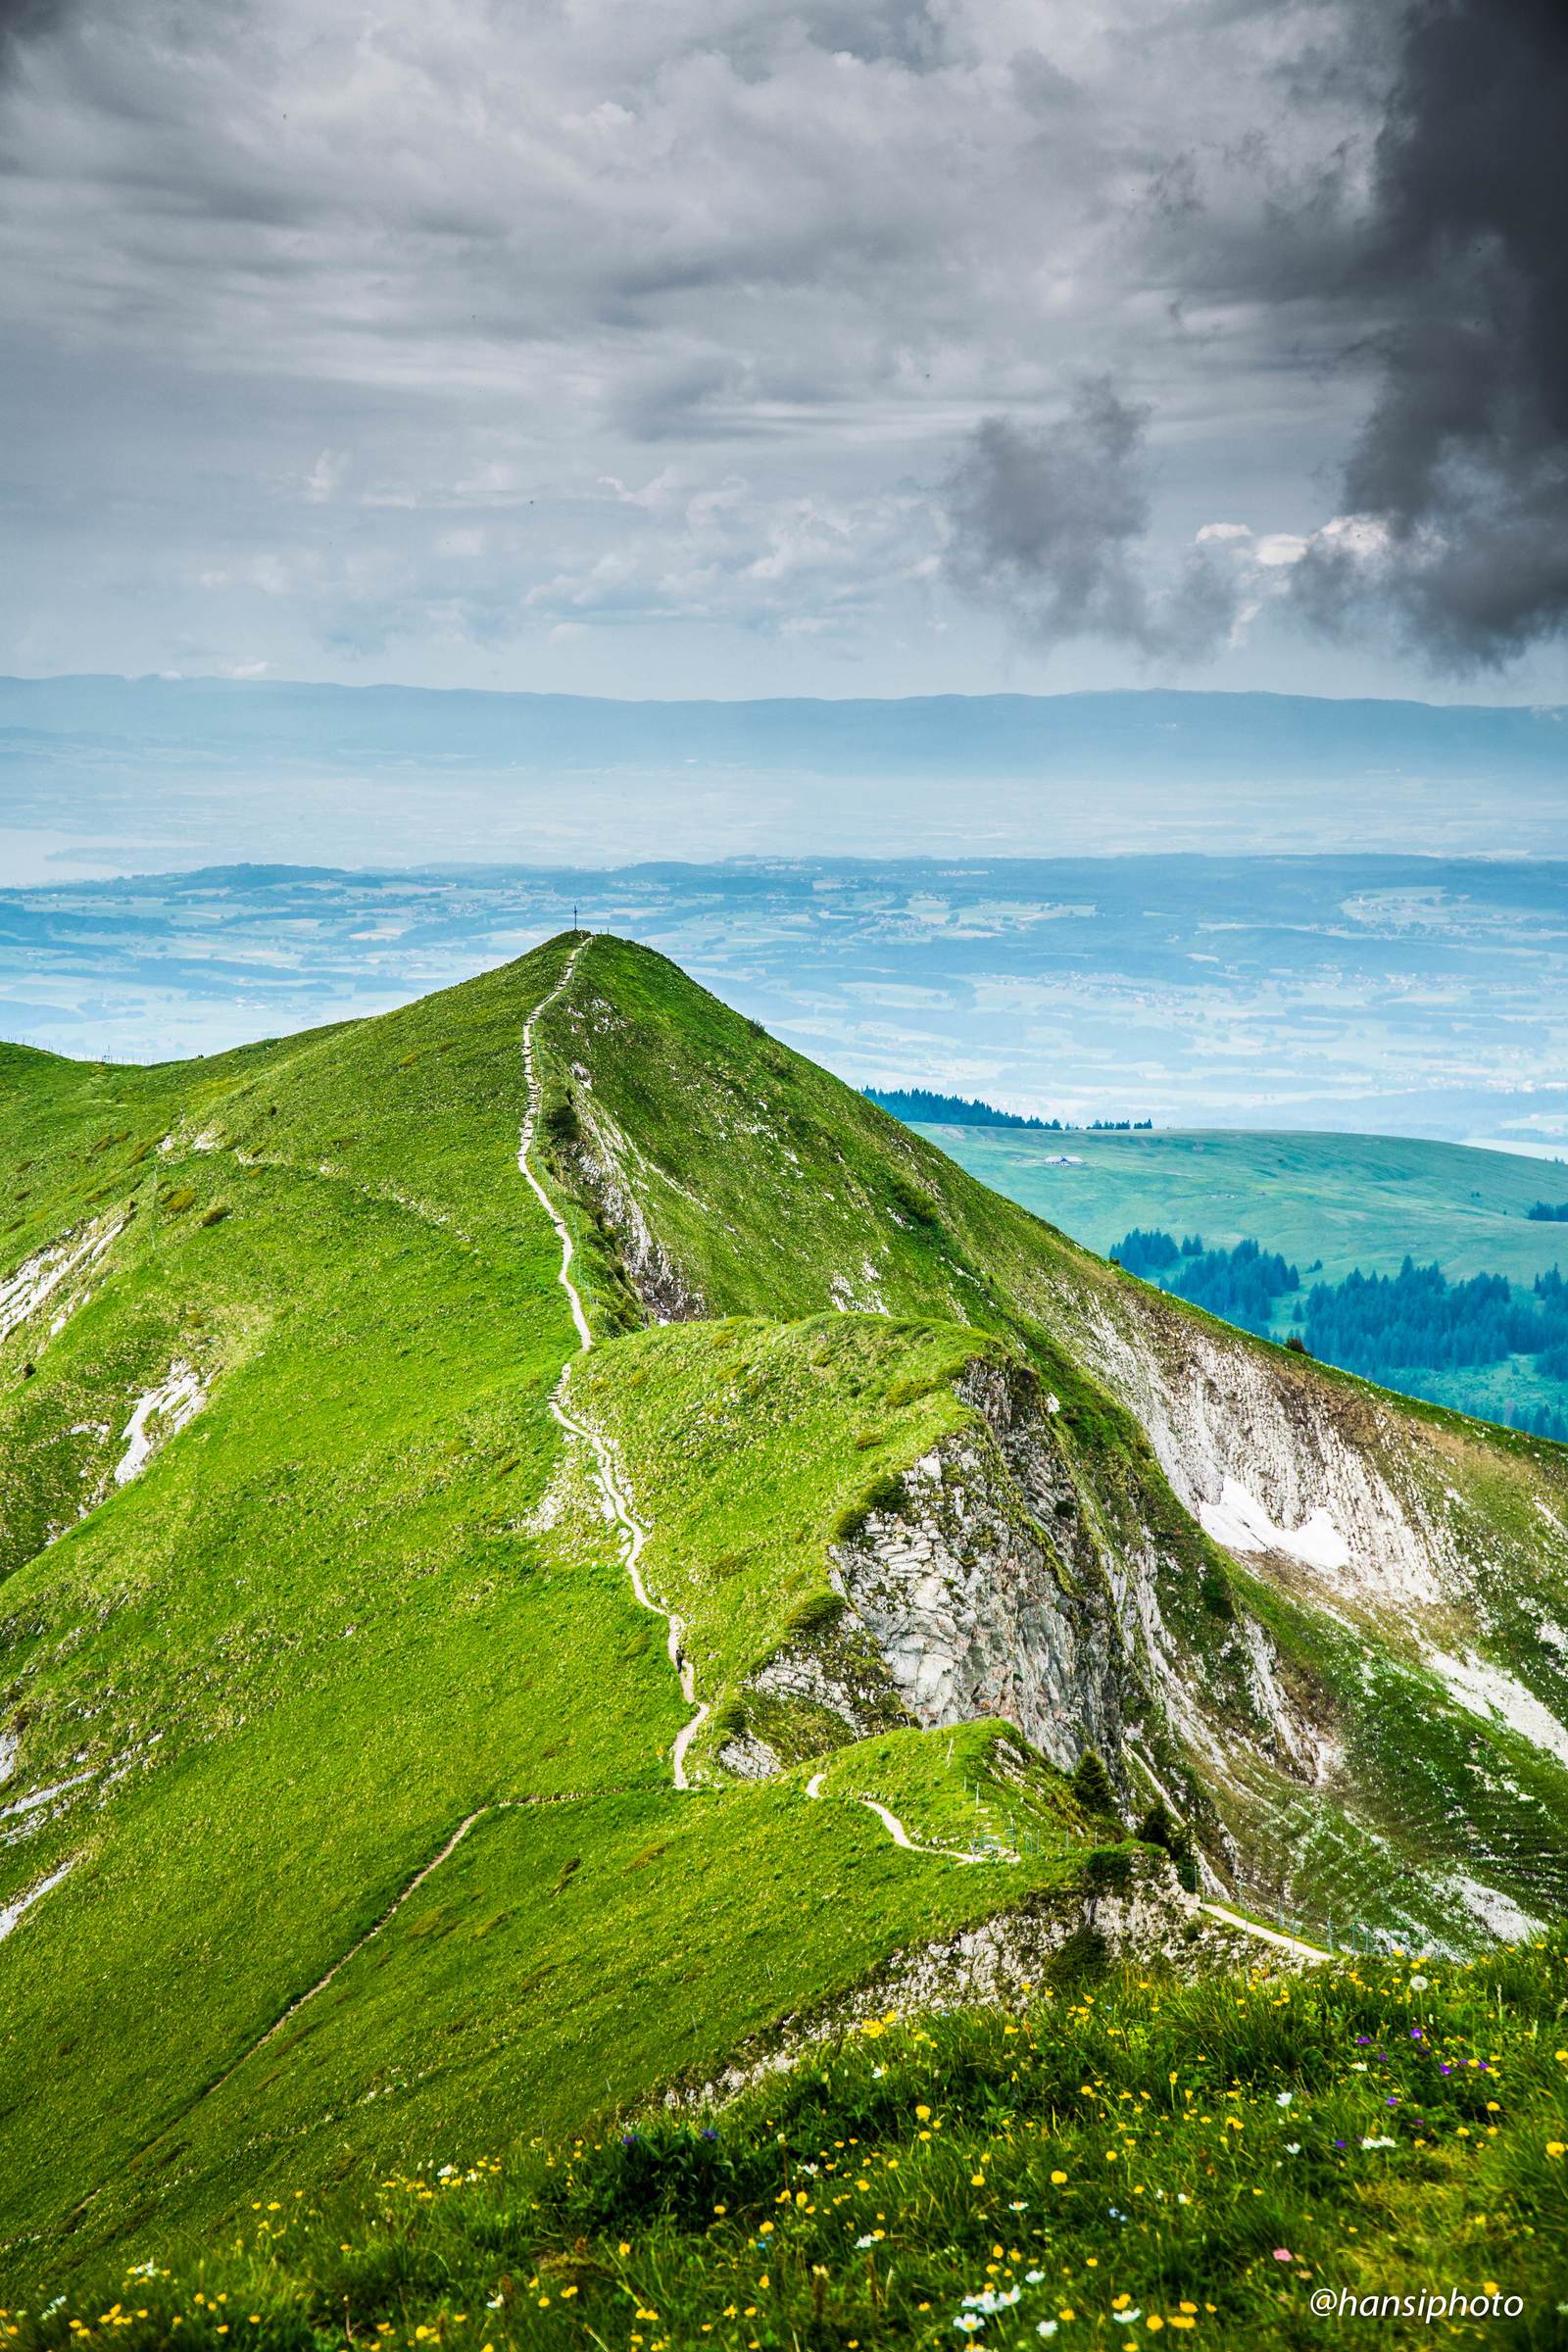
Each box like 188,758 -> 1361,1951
804,1770 -> 999,1865
204,1813 -> 488,2099
517,940 -> 594,1351
549,1386 -> 711,1788
519,937 -> 710,1788
1198,1898 -> 1329,1960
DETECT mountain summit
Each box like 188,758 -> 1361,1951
3,933 -> 1566,2276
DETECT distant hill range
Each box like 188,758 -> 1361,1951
4,673 -> 1565,781
864,1085 -> 1150,1133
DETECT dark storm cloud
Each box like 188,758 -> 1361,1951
941,385 -> 1241,662
944,0 -> 1568,674
1358,0 -> 1568,506
1299,0 -> 1568,664
0,0 -> 74,71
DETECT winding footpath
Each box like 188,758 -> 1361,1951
804,1770 -> 998,1865
90,938 -> 1315,2207
520,939 -> 710,1789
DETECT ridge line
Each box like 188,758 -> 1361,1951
516,937 -> 710,1789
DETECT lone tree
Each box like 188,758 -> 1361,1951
1137,1798 -> 1200,1891
1071,1748 -> 1118,1821
1136,1798 -> 1189,1859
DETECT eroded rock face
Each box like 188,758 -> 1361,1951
564,1089 -> 709,1324
827,1360 -> 1133,1774
1080,1294 -> 1457,1619
729,1620 -> 916,1773
714,1729 -> 782,1780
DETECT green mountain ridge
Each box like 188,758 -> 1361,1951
3,934 -> 1567,2289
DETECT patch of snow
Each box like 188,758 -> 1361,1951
1044,1392 -> 1061,1415
1539,1620 -> 1567,1654
0,1857 -> 74,1940
1536,1498 -> 1566,1538
1442,1871 -> 1543,1943
1199,1478 -> 1350,1572
0,1731 -> 15,1788
2,1768 -> 93,1824
114,1361 -> 207,1486
0,1216 -> 122,1348
1420,1643 -> 1568,1769
1080,1301 -> 1450,1613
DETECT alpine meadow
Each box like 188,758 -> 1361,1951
3,933 -> 1567,2346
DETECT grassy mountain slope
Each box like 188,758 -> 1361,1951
3,934 -> 1568,2296
15,1937 -> 1568,2352
0,945 -> 1130,2286
533,940 -> 1568,1941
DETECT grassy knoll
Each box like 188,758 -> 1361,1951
53,1763 -> 1070,2278
11,1938 -> 1568,2350
806,1720 -> 1097,1864
572,1313 -> 984,1767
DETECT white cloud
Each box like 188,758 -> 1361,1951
304,449 -> 349,504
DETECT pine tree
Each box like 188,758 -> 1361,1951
1136,1799 -> 1192,1861
1072,1749 -> 1118,1821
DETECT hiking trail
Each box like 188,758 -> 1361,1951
520,938 -> 710,1789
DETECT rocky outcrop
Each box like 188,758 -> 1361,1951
722,1615 -> 914,1775
826,1358 -> 1136,1775
561,1084 -> 709,1324
666,1851 -> 1272,2112
0,1214 -> 125,1351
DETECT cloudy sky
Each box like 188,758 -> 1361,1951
1,0 -> 1564,701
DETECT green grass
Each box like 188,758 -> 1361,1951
5,931 -> 1568,2305
13,1937 -> 1568,2350
573,1314 -> 983,1772
0,942 -> 1134,2285
805,1720 -> 1099,1866
52,1766 -> 1089,2278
